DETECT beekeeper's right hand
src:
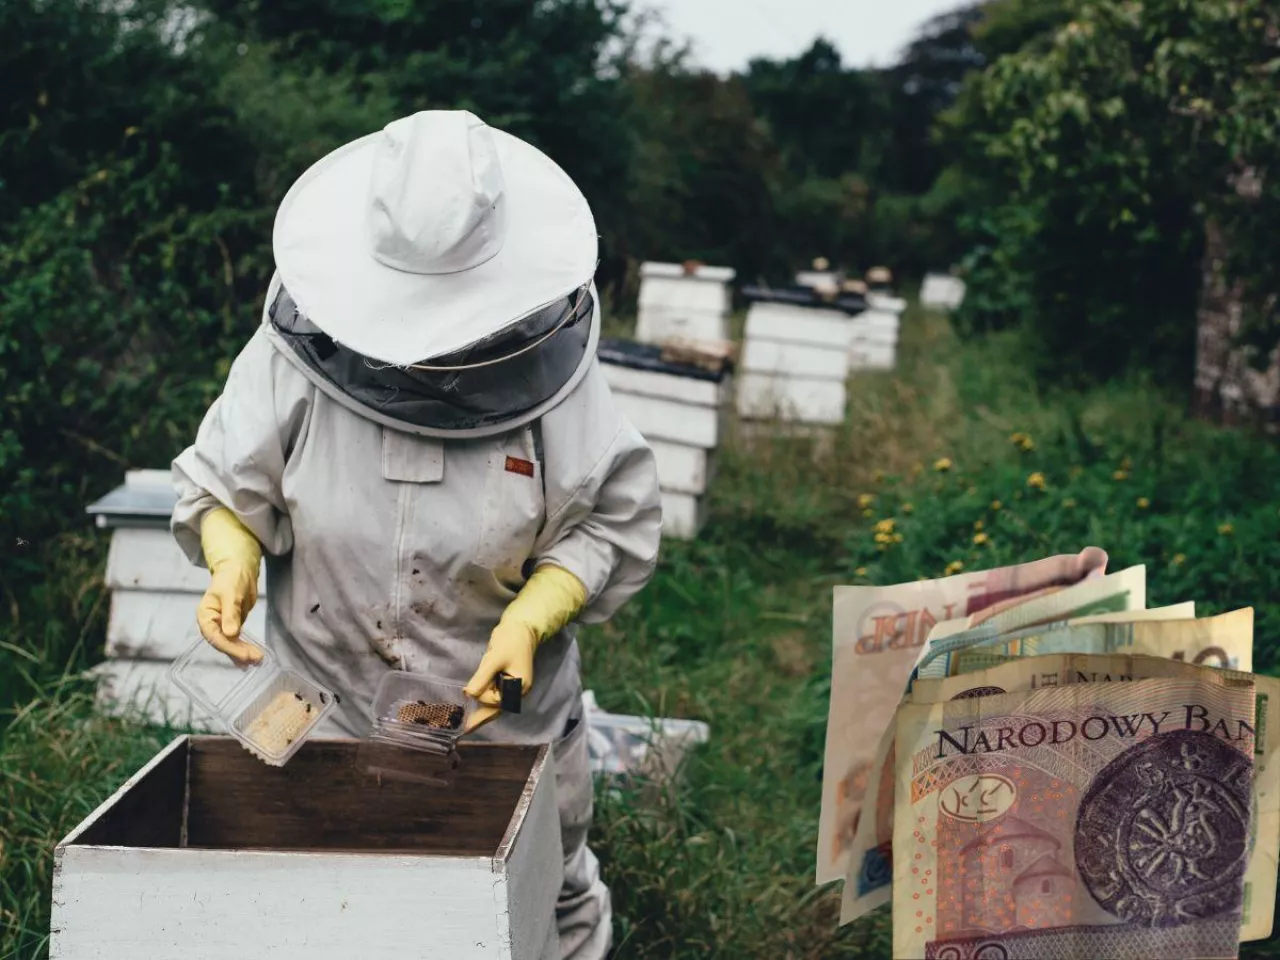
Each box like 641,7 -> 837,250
197,507 -> 264,665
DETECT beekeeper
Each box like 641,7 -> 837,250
169,109 -> 662,960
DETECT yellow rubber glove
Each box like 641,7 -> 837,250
197,507 -> 264,666
463,564 -> 587,733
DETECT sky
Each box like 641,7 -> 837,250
644,0 -> 967,72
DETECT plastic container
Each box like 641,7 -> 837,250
169,632 -> 336,767
581,690 -> 710,785
358,672 -> 480,787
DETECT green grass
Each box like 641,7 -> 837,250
6,303 -> 1280,958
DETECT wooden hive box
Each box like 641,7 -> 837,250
50,736 -> 562,960
598,338 -> 731,540
86,470 -> 268,728
737,300 -> 855,426
847,307 -> 901,372
920,273 -> 966,311
635,261 -> 735,347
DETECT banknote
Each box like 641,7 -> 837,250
919,607 -> 1252,680
894,677 -> 1257,959
1072,600 -> 1195,624
842,611 -> 1251,925
907,652 -> 1278,942
840,575 -> 1146,918
916,565 -> 1148,678
816,548 -> 1110,884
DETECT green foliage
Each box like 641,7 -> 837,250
947,0 -> 1280,383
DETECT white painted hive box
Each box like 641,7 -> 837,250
848,308 -> 901,372
921,273 -> 966,310
635,261 -> 735,346
738,301 -> 854,425
50,736 -> 563,960
87,470 -> 268,726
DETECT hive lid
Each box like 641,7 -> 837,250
597,338 -> 727,383
741,284 -> 867,316
85,476 -> 179,528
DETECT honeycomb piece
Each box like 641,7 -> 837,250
396,699 -> 463,730
242,689 -> 318,757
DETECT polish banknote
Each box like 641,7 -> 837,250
906,651 -> 1279,942
839,571 -> 1149,919
817,548 -> 1111,884
894,677 -> 1257,959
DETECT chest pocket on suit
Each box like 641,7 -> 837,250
473,422 -> 546,588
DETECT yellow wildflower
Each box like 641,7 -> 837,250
855,567 -> 868,577
991,500 -> 1003,511
934,457 -> 953,472
945,560 -> 964,576
1063,498 -> 1077,508
974,519 -> 985,532
1137,497 -> 1150,509
874,532 -> 894,545
1218,522 -> 1234,536
874,518 -> 896,535
857,493 -> 875,509
1027,472 -> 1047,491
902,502 -> 914,514
1113,470 -> 1129,481
1172,554 -> 1186,567
1010,432 -> 1035,452
973,532 -> 990,545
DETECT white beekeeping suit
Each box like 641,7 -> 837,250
170,109 -> 662,960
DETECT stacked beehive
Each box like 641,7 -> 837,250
85,469 -> 265,727
635,261 -> 735,346
736,287 -> 860,427
848,292 -> 905,372
598,339 -> 730,539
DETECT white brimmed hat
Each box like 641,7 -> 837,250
271,109 -> 598,366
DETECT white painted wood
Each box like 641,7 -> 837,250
649,440 -> 711,496
502,748 -> 564,960
50,736 -> 563,960
849,347 -> 897,371
90,659 -> 224,729
106,590 -> 268,660
850,309 -> 901,334
921,273 -> 966,310
124,468 -> 175,488
639,261 -> 735,284
794,270 -> 841,289
744,303 -> 855,350
866,292 -> 907,313
105,527 -> 265,594
741,338 -> 848,381
611,390 -> 722,449
601,361 -> 727,408
660,490 -> 707,540
736,373 -> 847,425
634,308 -> 730,347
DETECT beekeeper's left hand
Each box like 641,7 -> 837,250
463,564 -> 586,732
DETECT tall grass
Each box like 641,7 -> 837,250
4,303 -> 1280,957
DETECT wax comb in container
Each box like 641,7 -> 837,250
170,632 -> 336,767
358,670 -> 522,787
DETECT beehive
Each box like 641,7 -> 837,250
920,273 -> 967,311
87,470 -> 267,728
635,261 -> 735,346
737,297 -> 856,426
50,736 -> 562,960
599,338 -> 731,539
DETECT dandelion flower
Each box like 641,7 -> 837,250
973,532 -> 990,546
874,532 -> 894,545
990,500 -> 1003,511
945,560 -> 964,576
1137,497 -> 1150,509
934,457 -> 953,472
1010,432 -> 1035,452
1027,472 -> 1047,491
858,493 -> 875,509
855,567 -> 868,577
875,518 -> 896,535
1113,470 -> 1129,481
1063,498 -> 1077,508
1219,522 -> 1234,536
974,519 -> 985,532
1172,554 -> 1186,567
902,502 -> 914,514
